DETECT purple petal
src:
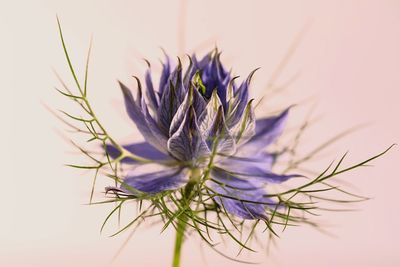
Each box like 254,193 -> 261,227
142,100 -> 169,149
183,56 -> 197,88
119,81 -> 168,153
204,106 -> 236,155
227,80 -> 248,127
217,152 -> 298,184
254,108 -> 289,140
192,52 -> 212,71
123,167 -> 188,194
231,100 -> 256,146
145,70 -> 159,111
211,169 -> 263,190
158,55 -> 171,96
105,142 -> 172,164
157,66 -> 186,135
210,169 -> 273,220
199,89 -> 222,133
217,151 -> 275,172
169,86 -> 206,136
242,108 -> 290,154
195,52 -> 230,109
167,107 -> 210,163
217,153 -> 295,184
219,164 -> 296,184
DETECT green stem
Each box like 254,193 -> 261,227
172,214 -> 188,267
172,168 -> 200,267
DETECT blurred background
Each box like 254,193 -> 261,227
2,0 -> 400,266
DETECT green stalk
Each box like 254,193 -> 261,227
172,168 -> 200,267
172,214 -> 188,267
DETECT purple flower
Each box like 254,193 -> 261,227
106,50 -> 296,220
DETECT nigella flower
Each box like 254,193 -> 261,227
51,15 -> 398,267
105,50 -> 298,220
55,19 -> 392,267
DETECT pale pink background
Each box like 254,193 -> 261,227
2,0 -> 400,266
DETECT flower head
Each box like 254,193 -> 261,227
55,18 -> 393,266
106,50 -> 296,220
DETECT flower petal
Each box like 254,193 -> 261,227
217,151 -> 298,184
158,55 -> 171,96
210,169 -> 272,220
226,69 -> 258,128
218,152 -> 296,185
196,52 -> 230,109
119,81 -> 167,152
169,85 -> 206,136
145,69 -> 159,111
142,100 -> 169,150
167,106 -> 210,164
231,100 -> 256,146
199,89 -> 223,134
227,82 -> 248,127
241,108 -> 290,154
105,142 -> 172,164
217,151 -> 275,172
157,65 -> 186,135
204,106 -> 236,155
123,167 -> 188,194
183,56 -> 197,88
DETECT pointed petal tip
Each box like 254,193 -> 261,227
142,58 -> 151,68
118,80 -> 131,95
